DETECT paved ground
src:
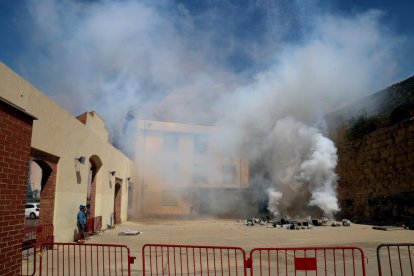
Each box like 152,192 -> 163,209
25,218 -> 39,227
86,219 -> 414,275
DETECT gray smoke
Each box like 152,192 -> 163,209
265,117 -> 339,217
14,1 -> 407,217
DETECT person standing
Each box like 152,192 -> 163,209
77,205 -> 87,242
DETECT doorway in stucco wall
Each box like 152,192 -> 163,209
114,179 -> 122,224
87,155 -> 102,218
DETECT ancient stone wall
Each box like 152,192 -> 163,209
336,118 -> 414,225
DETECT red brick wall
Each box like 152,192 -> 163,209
38,161 -> 57,225
76,112 -> 88,125
30,149 -> 59,226
89,166 -> 97,218
0,101 -> 34,276
114,182 -> 122,224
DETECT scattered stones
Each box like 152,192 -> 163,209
118,230 -> 142,235
372,226 -> 406,231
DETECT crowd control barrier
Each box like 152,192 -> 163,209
21,245 -> 36,276
377,243 -> 413,276
23,224 -> 54,249
21,224 -> 54,276
37,242 -> 135,276
142,244 -> 366,276
249,246 -> 366,276
142,244 -> 247,276
23,242 -> 414,275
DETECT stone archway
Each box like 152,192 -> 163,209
114,180 -> 122,224
30,148 -> 59,225
87,155 -> 102,218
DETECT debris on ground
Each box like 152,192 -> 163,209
372,226 -> 406,231
312,219 -> 322,226
302,221 -> 313,229
244,216 -> 271,226
243,216 -> 316,230
331,222 -> 341,227
118,230 -> 142,235
342,219 -> 351,226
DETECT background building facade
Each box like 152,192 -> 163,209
133,120 -> 250,218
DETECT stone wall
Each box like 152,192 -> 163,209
326,76 -> 414,124
336,118 -> 414,225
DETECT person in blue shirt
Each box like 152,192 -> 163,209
77,205 -> 87,242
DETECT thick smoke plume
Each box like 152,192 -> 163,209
264,117 -> 339,218
14,0 -> 407,217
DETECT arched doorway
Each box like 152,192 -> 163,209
30,148 -> 59,226
28,161 -> 42,202
114,179 -> 122,224
87,155 -> 102,218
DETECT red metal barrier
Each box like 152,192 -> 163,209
142,244 -> 247,276
38,242 -> 135,276
23,226 -> 38,249
248,246 -> 366,276
86,216 -> 103,235
23,224 -> 54,249
21,225 -> 53,276
377,243 -> 414,276
36,224 -> 54,246
21,245 -> 36,276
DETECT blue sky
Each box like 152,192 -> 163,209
0,0 -> 413,152
1,1 -> 412,80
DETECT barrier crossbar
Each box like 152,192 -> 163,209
249,246 -> 366,276
142,244 -> 247,276
377,243 -> 414,276
38,242 -> 135,276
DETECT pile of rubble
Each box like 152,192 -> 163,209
242,216 -> 352,229
332,219 -> 351,227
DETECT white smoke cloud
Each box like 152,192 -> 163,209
238,117 -> 338,218
13,0 -> 408,216
296,127 -> 339,217
212,10 -> 401,218
267,188 -> 283,217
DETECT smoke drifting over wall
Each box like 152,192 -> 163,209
16,0 -> 406,217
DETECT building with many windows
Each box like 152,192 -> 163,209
131,120 -> 250,218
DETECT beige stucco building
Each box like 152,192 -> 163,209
0,62 -> 252,243
132,120 -> 250,218
0,62 -> 135,242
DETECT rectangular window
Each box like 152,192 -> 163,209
222,165 -> 236,184
193,163 -> 208,184
163,162 -> 178,183
193,134 -> 208,154
161,190 -> 178,206
164,132 -> 179,152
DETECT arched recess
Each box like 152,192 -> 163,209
30,148 -> 59,225
87,155 -> 102,218
114,180 -> 122,224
